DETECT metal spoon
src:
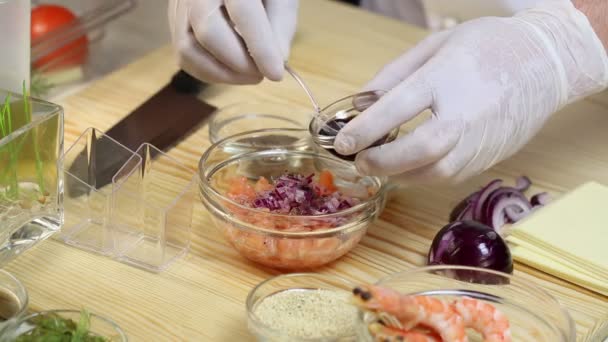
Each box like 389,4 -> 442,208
284,63 -> 321,114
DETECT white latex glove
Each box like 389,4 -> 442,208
335,0 -> 608,185
168,0 -> 299,84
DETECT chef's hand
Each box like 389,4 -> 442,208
168,0 -> 299,84
336,0 -> 608,185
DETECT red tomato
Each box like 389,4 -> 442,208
31,4 -> 89,70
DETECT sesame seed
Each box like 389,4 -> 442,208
253,289 -> 358,339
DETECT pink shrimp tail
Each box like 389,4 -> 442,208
453,297 -> 512,342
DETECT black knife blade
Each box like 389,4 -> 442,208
66,70 -> 217,197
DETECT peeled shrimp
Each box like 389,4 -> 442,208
368,322 -> 441,342
352,285 -> 468,342
453,297 -> 511,342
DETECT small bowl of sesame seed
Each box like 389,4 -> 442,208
246,273 -> 359,341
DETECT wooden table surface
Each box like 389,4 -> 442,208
7,0 -> 608,341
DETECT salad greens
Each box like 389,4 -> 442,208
16,310 -> 110,342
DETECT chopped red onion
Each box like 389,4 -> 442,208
249,173 -> 360,215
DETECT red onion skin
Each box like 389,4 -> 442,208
451,199 -> 471,222
515,176 -> 532,192
449,191 -> 479,222
473,180 -> 503,222
428,221 -> 513,276
491,197 -> 531,235
531,192 -> 550,206
482,187 -> 529,226
456,205 -> 474,221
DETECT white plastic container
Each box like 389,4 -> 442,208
0,0 -> 30,94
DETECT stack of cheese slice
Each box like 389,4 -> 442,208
507,182 -> 608,296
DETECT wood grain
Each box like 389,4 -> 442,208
5,0 -> 607,341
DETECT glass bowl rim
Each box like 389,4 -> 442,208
19,309 -> 128,341
308,89 -> 398,142
0,270 -> 29,319
319,90 -> 387,114
208,100 -> 315,144
202,196 -> 376,238
245,272 -> 359,341
373,265 -> 576,341
198,128 -> 386,220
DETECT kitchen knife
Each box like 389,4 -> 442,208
66,70 -> 217,197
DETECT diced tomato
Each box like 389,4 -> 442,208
227,177 -> 256,201
319,170 -> 337,194
254,177 -> 273,192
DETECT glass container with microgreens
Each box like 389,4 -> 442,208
247,273 -> 359,342
10,309 -> 127,342
0,87 -> 64,266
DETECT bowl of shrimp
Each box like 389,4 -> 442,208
198,128 -> 387,270
351,265 -> 575,342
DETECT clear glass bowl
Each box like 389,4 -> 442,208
355,265 -> 575,342
0,270 -> 28,339
13,310 -> 127,341
198,128 -> 386,270
246,273 -> 358,341
208,101 -> 313,145
309,90 -> 399,162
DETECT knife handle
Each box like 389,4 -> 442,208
171,70 -> 206,94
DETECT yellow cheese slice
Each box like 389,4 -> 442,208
511,231 -> 608,278
510,236 -> 607,295
511,245 -> 608,296
508,236 -> 600,280
509,182 -> 608,273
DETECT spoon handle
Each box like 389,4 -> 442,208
285,63 -> 321,114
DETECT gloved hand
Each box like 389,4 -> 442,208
335,0 -> 608,185
168,0 -> 299,84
